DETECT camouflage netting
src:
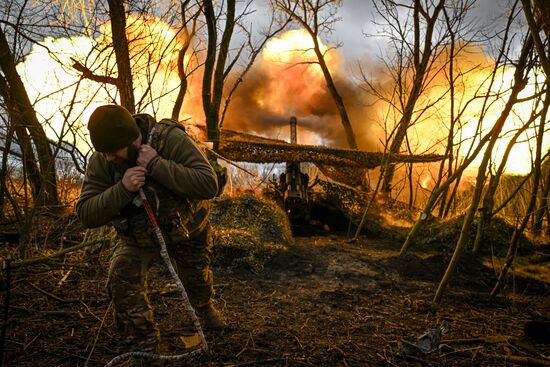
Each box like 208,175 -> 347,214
318,180 -> 369,219
218,138 -> 444,168
186,123 -> 444,187
316,180 -> 410,239
209,194 -> 294,273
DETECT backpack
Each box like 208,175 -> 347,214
139,115 -> 227,197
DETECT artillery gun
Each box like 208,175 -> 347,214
277,117 -> 311,224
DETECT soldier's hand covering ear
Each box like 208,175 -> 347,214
122,166 -> 147,192
137,144 -> 158,169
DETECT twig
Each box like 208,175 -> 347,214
293,334 -> 304,350
55,270 -> 72,289
80,300 -> 106,324
27,282 -> 69,303
23,333 -> 40,351
235,334 -> 252,358
84,302 -> 111,367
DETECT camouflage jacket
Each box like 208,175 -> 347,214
76,114 -> 218,238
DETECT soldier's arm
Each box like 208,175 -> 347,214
76,153 -> 135,228
146,128 -> 218,199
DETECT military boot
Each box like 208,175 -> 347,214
196,304 -> 226,330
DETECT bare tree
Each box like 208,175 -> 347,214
0,17 -> 59,209
172,1 -> 200,120
433,33 -> 534,304
522,0 -> 550,234
202,0 -> 235,147
490,83 -> 548,298
201,0 -> 291,150
272,0 -> 358,149
472,107 -> 541,254
105,0 -> 135,112
366,0 -> 449,198
398,1 -> 523,255
0,111 -> 17,223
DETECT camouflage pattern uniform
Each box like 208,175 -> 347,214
76,114 -> 218,353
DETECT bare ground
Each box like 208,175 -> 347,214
2,231 -> 550,367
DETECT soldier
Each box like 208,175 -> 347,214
76,104 -> 225,356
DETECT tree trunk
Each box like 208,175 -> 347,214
433,37 -> 532,304
107,0 -> 135,112
172,7 -> 193,121
534,167 -> 550,234
0,113 -> 16,221
400,3 -> 525,255
277,0 -> 359,150
438,15 -> 456,219
0,27 -> 59,207
312,36 -> 357,149
490,80 -> 549,298
201,0 -> 235,150
0,77 -> 41,199
202,0 -> 218,145
381,0 -> 445,195
473,117 -> 534,253
523,0 -> 550,236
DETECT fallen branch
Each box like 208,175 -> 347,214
26,282 -> 79,303
11,237 -> 109,268
84,303 -> 111,367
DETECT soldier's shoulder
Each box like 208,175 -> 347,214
88,151 -> 104,165
87,151 -> 112,174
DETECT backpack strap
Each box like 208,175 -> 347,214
149,118 -> 187,152
146,121 -> 158,146
146,117 -> 227,197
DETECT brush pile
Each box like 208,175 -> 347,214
209,194 -> 294,273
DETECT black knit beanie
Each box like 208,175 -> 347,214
88,105 -> 140,152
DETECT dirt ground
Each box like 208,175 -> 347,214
2,225 -> 550,367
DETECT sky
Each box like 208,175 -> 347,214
13,0 -> 541,176
337,0 -> 511,58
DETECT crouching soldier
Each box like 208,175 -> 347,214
76,104 -> 225,355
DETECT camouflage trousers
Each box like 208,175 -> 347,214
106,223 -> 214,353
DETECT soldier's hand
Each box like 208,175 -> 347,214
137,144 -> 158,168
122,166 -> 147,192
